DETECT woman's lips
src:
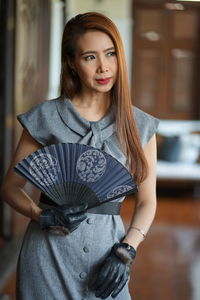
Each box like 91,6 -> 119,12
96,77 -> 112,85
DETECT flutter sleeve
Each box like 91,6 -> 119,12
133,106 -> 160,148
17,99 -> 58,146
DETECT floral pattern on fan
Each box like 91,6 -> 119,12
76,149 -> 107,182
107,185 -> 133,199
29,153 -> 59,186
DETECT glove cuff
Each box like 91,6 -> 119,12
39,209 -> 55,230
113,242 -> 136,264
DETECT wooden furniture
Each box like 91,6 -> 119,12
132,0 -> 200,120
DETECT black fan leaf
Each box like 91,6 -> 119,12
14,143 -> 137,208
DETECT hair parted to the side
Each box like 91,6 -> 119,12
60,12 -> 148,184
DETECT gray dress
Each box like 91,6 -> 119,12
16,97 -> 159,300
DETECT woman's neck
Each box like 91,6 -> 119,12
71,92 -> 112,122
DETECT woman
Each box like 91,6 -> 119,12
1,12 -> 159,299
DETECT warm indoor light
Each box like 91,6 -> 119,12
165,3 -> 185,9
177,0 -> 200,2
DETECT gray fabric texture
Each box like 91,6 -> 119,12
16,97 -> 159,300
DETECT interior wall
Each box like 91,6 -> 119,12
65,0 -> 133,80
14,0 -> 51,146
0,0 -> 16,241
9,0 -> 51,239
48,0 -> 65,99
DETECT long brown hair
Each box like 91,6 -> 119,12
60,12 -> 148,184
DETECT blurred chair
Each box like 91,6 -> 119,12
156,120 -> 200,197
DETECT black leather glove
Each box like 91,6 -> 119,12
92,242 -> 136,299
39,203 -> 88,235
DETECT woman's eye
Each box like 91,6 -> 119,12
107,51 -> 116,57
84,55 -> 95,61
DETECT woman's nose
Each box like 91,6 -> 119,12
97,58 -> 109,73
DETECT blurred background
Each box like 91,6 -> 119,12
0,0 -> 200,299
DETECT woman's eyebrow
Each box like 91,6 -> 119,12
81,47 -> 115,56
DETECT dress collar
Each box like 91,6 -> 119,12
56,97 -> 116,137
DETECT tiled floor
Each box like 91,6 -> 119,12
126,195 -> 200,300
1,194 -> 200,300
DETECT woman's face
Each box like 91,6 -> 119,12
72,30 -> 118,96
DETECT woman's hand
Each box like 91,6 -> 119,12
92,243 -> 136,299
39,203 -> 88,235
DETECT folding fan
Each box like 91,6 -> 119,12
14,143 -> 137,208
